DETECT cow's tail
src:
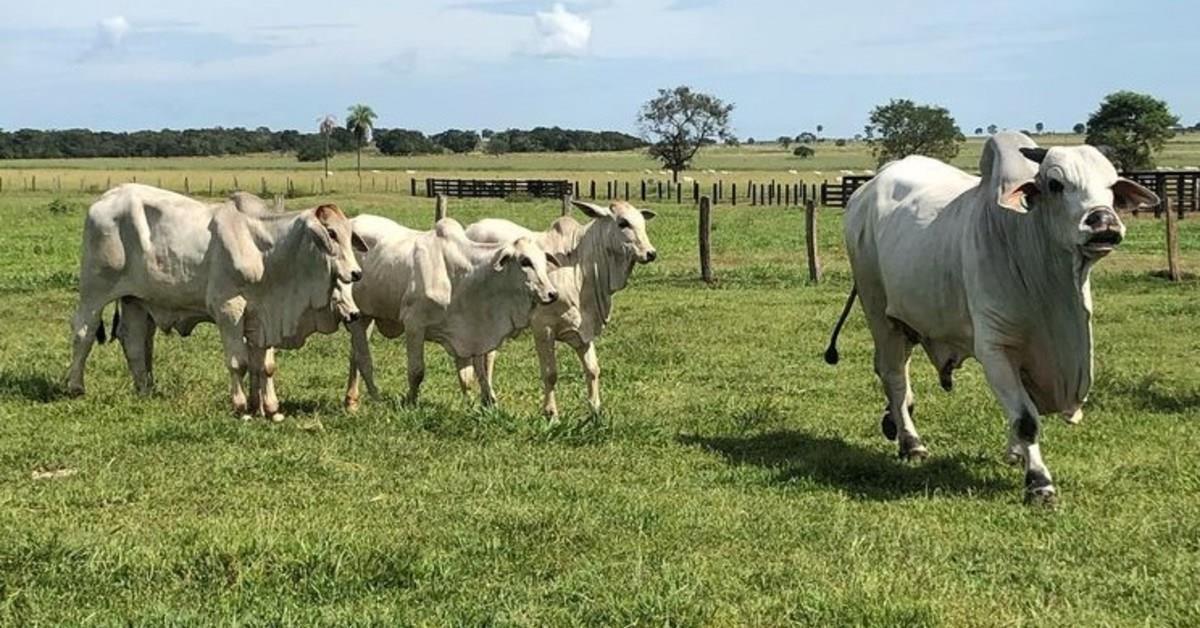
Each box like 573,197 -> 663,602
95,301 -> 120,345
824,284 -> 857,365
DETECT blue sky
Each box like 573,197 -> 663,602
2,0 -> 1197,138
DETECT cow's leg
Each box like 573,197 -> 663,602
403,328 -> 425,406
344,317 -> 374,410
116,298 -> 156,396
474,354 -> 497,407
66,297 -> 108,396
871,325 -> 924,460
977,346 -> 1055,503
455,355 -> 477,397
258,347 -> 282,422
534,332 -> 559,418
214,311 -> 250,418
573,341 -> 601,416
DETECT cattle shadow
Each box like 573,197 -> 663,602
1103,373 -> 1200,415
0,370 -> 69,402
678,430 -> 1012,501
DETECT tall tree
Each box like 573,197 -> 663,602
974,127 -> 984,135
777,136 -> 792,149
1035,121 -> 1045,134
317,114 -> 337,176
345,104 -> 377,179
638,86 -> 734,182
1073,122 -> 1087,134
987,124 -> 998,135
863,99 -> 964,166
1086,91 -> 1178,170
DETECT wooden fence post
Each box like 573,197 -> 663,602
693,181 -> 700,204
657,181 -> 663,199
435,193 -> 448,222
805,200 -> 821,283
677,182 -> 682,204
625,181 -> 630,200
712,182 -> 718,205
590,180 -> 596,199
731,182 -> 737,206
699,196 -> 714,284
208,178 -> 213,196
261,177 -> 267,195
641,180 -> 647,201
31,176 -> 36,192
184,177 -> 190,194
1165,196 -> 1181,281
562,194 -> 572,217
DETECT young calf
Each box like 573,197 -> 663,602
344,216 -> 559,409
465,200 -> 657,417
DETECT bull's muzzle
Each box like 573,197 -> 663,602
1082,208 -> 1124,257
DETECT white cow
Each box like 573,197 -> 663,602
465,200 -> 657,417
343,215 -> 560,409
824,133 -> 1157,503
67,184 -> 367,420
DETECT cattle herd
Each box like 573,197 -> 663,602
64,132 -> 1153,504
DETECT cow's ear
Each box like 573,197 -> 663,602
492,248 -> 512,272
314,204 -> 340,224
571,200 -> 611,219
545,252 -> 566,268
308,218 -> 337,254
351,231 -> 369,253
1113,178 -> 1159,212
1019,147 -> 1048,164
999,180 -> 1040,213
640,209 -> 657,221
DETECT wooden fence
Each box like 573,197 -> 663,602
425,178 -> 571,199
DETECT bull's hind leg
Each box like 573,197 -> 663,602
116,298 -> 156,396
67,290 -> 113,397
871,321 -> 925,460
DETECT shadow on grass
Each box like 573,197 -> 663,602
1104,372 -> 1200,414
0,370 -> 69,402
678,430 -> 1012,500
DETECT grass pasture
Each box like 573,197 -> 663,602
0,157 -> 1199,623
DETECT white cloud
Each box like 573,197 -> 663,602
533,3 -> 590,57
97,16 -> 130,49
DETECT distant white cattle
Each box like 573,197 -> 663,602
67,184 -> 366,420
824,132 -> 1157,502
465,200 -> 657,418
343,216 -> 559,408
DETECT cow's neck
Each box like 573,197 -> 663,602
247,213 -> 334,347
451,240 -> 534,343
574,220 -> 636,335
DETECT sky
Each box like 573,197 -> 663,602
2,0 -> 1198,138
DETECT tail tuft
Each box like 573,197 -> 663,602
95,320 -> 107,344
824,345 -> 839,365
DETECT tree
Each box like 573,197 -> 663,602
485,136 -> 509,156
375,129 -> 438,155
796,132 -> 817,143
637,86 -> 734,181
746,137 -> 755,145
987,124 -> 998,135
1035,121 -> 1045,134
793,145 -> 814,158
723,136 -> 740,147
317,114 -> 337,175
777,136 -> 792,149
974,127 -> 984,135
863,99 -> 964,166
1073,122 -> 1087,134
345,104 -> 377,179
431,129 -> 480,153
481,129 -> 494,139
816,124 -> 824,135
1085,91 -> 1178,170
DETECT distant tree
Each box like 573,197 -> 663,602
431,129 -> 481,153
864,99 -> 964,166
853,133 -> 863,141
481,129 -> 494,139
1035,121 -> 1045,134
795,132 -> 817,143
746,137 -> 756,145
987,124 -> 998,135
974,127 -> 984,135
485,136 -> 509,156
375,129 -> 438,155
793,145 -> 814,158
638,86 -> 734,181
816,124 -> 824,135
317,114 -> 338,174
777,136 -> 792,149
345,104 -> 377,179
1085,91 -> 1178,170
723,136 -> 740,147
834,138 -> 847,147
296,136 -> 328,162
1073,122 -> 1087,134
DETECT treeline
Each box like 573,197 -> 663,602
0,126 -> 645,160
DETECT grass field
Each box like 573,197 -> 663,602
1,157 -> 1199,623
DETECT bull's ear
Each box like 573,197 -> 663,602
351,232 -> 369,253
999,180 -> 1040,213
308,218 -> 337,254
571,200 -> 611,219
1019,147 -> 1048,164
1113,178 -> 1159,212
640,209 -> 657,221
545,252 -> 566,268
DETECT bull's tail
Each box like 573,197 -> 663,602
95,301 -> 120,345
824,284 -> 858,365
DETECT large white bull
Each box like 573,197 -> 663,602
464,200 -> 657,417
67,184 -> 367,420
343,215 -> 560,409
825,133 -> 1157,502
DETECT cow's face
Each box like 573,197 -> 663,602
1007,146 -> 1158,259
492,237 -> 560,305
309,204 -> 369,284
330,279 -> 361,324
572,200 -> 658,264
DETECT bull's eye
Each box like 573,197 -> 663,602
1048,179 -> 1064,193
327,229 -> 339,242
519,257 -> 533,268
617,219 -> 631,229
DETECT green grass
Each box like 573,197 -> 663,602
0,186 -> 1199,625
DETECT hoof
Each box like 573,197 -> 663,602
344,398 -> 360,412
66,386 -> 85,398
1005,449 -> 1024,466
268,413 -> 285,423
880,412 -> 898,441
1063,408 -> 1083,425
899,438 -> 929,461
1024,484 -> 1057,507
239,414 -> 254,422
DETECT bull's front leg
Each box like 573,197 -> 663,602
977,345 -> 1056,504
403,327 -> 425,406
254,347 -> 282,422
573,340 -> 601,416
473,353 -> 497,407
344,317 -> 375,411
534,331 -> 559,418
214,298 -> 250,418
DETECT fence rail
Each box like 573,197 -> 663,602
425,178 -> 571,199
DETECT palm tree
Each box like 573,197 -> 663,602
345,104 -> 377,180
318,114 -> 337,176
